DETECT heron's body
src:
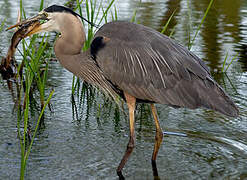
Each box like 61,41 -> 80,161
15,5 -> 238,178
55,16 -> 238,117
92,21 -> 238,116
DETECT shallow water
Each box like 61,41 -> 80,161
0,0 -> 247,179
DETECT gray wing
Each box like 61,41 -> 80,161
91,21 -> 238,117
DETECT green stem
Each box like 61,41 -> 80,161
189,0 -> 214,50
24,90 -> 55,162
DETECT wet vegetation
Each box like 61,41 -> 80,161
0,0 -> 118,178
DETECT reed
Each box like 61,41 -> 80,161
161,0 -> 236,72
16,0 -> 54,179
0,19 -> 6,31
188,0 -> 214,50
71,0 -> 117,121
186,0 -> 237,72
221,51 -> 239,73
17,43 -> 54,179
160,9 -> 177,35
131,9 -> 137,23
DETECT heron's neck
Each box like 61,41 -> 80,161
53,14 -> 87,74
54,14 -> 86,56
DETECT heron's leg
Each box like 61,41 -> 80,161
150,104 -> 163,177
117,92 -> 136,179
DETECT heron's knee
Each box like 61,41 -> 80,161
127,137 -> 135,149
155,131 -> 163,141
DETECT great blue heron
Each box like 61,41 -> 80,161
9,5 -> 239,179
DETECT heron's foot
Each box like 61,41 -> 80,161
116,137 -> 135,180
117,170 -> 125,180
152,160 -> 160,180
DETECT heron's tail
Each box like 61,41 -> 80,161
198,78 -> 239,117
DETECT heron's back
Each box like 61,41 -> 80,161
90,21 -> 238,117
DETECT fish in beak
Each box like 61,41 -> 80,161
6,12 -> 49,38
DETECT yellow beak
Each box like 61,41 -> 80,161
24,21 -> 42,37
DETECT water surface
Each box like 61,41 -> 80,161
0,0 -> 247,179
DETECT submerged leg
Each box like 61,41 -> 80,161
150,104 -> 163,177
117,92 -> 136,179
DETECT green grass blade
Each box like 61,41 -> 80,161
91,0 -> 96,24
169,26 -> 176,37
189,0 -> 214,50
224,53 -> 239,72
17,74 -> 25,180
187,0 -> 191,47
110,9 -> 114,20
0,19 -> 6,31
21,62 -> 33,177
101,7 -> 108,23
161,9 -> 177,34
20,0 -> 23,18
76,0 -> 83,17
72,75 -> 77,95
24,90 -> 55,163
97,0 -> 115,25
39,0 -> 44,11
221,51 -> 229,72
94,0 -> 103,25
114,5 -> 118,21
131,9 -> 137,23
85,0 -> 90,26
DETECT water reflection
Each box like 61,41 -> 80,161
238,44 -> 247,71
195,0 -> 243,73
122,0 -> 247,74
157,0 -> 182,36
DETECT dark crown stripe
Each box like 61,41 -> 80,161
44,5 -> 79,17
44,5 -> 99,28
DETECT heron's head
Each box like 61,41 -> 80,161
7,5 -> 95,37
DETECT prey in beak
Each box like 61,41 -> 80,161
1,12 -> 50,80
6,12 -> 49,38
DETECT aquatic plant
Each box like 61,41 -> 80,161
221,51 -> 239,73
16,0 -> 54,179
0,19 -> 5,31
187,0 -> 214,50
10,0 -> 118,178
71,0 -> 118,121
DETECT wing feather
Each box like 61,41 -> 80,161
89,21 -> 238,117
